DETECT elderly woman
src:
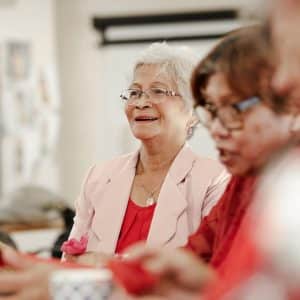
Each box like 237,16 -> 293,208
62,42 -> 228,264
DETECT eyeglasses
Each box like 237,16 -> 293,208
195,96 -> 261,131
120,87 -> 181,105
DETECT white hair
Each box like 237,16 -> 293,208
133,42 -> 198,109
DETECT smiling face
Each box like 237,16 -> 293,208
204,72 -> 292,176
125,64 -> 192,144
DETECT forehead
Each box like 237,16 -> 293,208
203,73 -> 237,106
132,64 -> 175,87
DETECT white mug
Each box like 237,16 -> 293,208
50,269 -> 113,300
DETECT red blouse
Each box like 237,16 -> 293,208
185,175 -> 257,269
115,199 -> 156,254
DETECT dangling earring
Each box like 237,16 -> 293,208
186,114 -> 200,140
187,126 -> 194,139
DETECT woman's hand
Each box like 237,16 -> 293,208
125,242 -> 215,297
0,246 -> 57,300
64,251 -> 112,267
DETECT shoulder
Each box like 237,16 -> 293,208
180,148 -> 230,196
187,148 -> 228,180
85,151 -> 138,184
193,155 -> 226,175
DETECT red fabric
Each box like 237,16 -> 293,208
185,175 -> 257,269
115,199 -> 156,254
107,258 -> 159,295
203,217 -> 262,300
61,233 -> 88,255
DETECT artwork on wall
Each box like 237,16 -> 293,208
6,42 -> 31,81
0,41 -> 60,195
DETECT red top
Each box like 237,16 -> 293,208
115,199 -> 156,254
203,216 -> 262,300
185,175 -> 257,269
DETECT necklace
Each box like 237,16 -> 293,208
135,149 -> 182,206
139,182 -> 162,206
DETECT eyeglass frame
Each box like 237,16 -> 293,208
194,96 -> 261,131
120,87 -> 181,105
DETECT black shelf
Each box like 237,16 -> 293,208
92,9 -> 238,46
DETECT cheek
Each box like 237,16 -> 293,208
124,106 -> 133,121
164,104 -> 189,126
240,124 -> 279,162
231,130 -> 259,161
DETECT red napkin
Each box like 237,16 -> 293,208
107,259 -> 160,295
61,234 -> 88,255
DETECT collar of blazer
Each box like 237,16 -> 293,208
89,143 -> 199,253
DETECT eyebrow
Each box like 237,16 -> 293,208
202,93 -> 237,105
150,81 -> 168,87
129,81 -> 169,89
129,83 -> 142,89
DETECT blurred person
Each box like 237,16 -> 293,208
212,1 -> 300,298
194,2 -> 300,297
63,42 -> 228,266
220,0 -> 300,294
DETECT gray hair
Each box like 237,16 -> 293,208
133,42 -> 198,110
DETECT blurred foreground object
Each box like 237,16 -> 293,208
50,269 -> 113,300
256,147 -> 300,287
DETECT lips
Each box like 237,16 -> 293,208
217,147 -> 239,164
134,116 -> 159,122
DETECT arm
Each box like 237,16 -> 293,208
185,202 -> 219,263
186,175 -> 233,261
201,169 -> 230,218
62,165 -> 96,261
122,243 -> 215,298
0,247 -> 58,300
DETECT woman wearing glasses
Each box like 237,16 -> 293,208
63,42 -> 229,265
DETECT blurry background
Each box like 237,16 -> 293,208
0,0 -> 256,255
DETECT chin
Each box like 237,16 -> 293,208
132,130 -> 160,141
225,164 -> 251,177
132,133 -> 156,141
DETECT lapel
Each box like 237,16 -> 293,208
91,150 -> 139,253
147,144 -> 197,246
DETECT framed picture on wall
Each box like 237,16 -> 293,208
5,41 -> 31,82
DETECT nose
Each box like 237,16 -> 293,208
133,93 -> 152,109
210,118 -> 230,140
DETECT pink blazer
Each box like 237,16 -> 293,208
68,145 -> 229,254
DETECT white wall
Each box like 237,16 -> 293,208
0,0 -> 59,195
0,0 -> 56,80
55,0 -> 247,203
